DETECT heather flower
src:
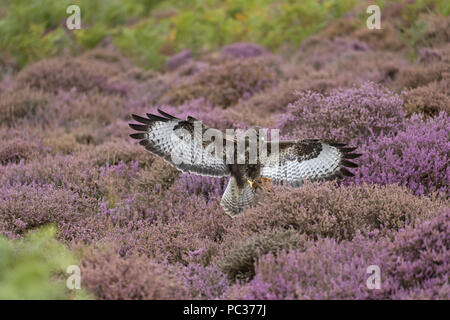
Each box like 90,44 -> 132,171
43,130 -> 81,155
174,61 -> 211,78
226,236 -> 379,299
131,158 -> 180,191
0,154 -> 139,207
0,182 -> 100,242
0,87 -> 49,125
81,245 -> 188,299
418,48 -> 442,64
382,209 -> 450,299
0,127 -> 46,164
221,43 -> 268,59
225,183 -> 444,243
173,174 -> 226,200
124,193 -> 230,265
49,90 -> 126,127
297,36 -> 370,70
181,263 -> 229,299
354,112 -> 450,196
16,57 -> 121,93
166,49 -> 192,71
226,210 -> 449,300
229,77 -> 327,125
161,57 -> 278,108
319,51 -> 407,89
280,82 -> 405,143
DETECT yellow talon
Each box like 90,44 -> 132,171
247,179 -> 254,188
261,177 -> 272,183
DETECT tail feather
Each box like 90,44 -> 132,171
220,177 -> 254,217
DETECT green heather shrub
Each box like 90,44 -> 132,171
74,24 -> 109,50
0,0 -> 359,70
0,0 -> 75,68
120,0 -> 357,69
0,226 -> 91,299
112,17 -> 171,70
0,0 -> 154,67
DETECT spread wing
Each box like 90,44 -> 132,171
260,139 -> 361,187
129,109 -> 230,177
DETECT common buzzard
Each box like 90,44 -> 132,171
129,109 -> 361,217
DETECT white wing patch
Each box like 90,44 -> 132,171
261,143 -> 346,187
130,113 -> 229,177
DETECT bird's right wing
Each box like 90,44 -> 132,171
129,109 -> 230,177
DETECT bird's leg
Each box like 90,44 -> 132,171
247,179 -> 254,189
251,177 -> 273,192
260,177 -> 273,192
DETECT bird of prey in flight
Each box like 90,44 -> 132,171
129,109 -> 361,217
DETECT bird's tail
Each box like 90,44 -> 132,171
220,177 -> 255,217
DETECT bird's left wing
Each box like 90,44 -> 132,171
260,139 -> 361,187
129,109 -> 231,177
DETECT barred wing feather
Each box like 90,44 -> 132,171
129,109 -> 230,177
260,140 -> 361,187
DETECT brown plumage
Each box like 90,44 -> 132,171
129,109 -> 362,217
